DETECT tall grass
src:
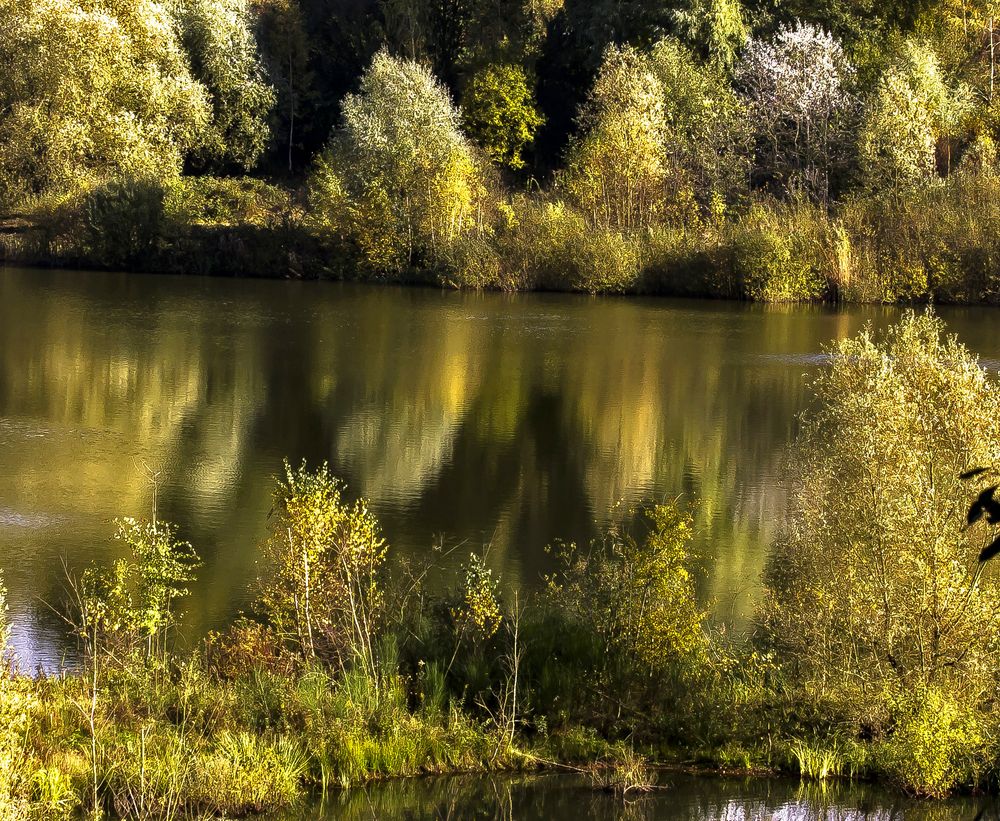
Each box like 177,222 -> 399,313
6,169 -> 1000,304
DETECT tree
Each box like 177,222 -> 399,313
459,0 -> 562,69
648,38 -> 751,211
671,0 -> 749,74
252,0 -> 313,173
565,45 -> 669,232
859,39 -> 971,191
309,51 -> 484,274
461,63 -> 544,170
566,40 -> 750,230
257,461 -> 387,676
762,312 -> 1000,768
172,0 -> 277,171
77,517 -> 200,661
911,0 -> 1000,104
0,0 -> 210,205
738,21 -> 855,202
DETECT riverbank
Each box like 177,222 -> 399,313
5,169 -> 1000,304
4,313 -> 1000,818
279,771 -> 992,820
1,459 -> 997,816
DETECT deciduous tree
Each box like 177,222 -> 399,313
0,0 -> 210,205
762,312 -> 1000,743
859,39 -> 971,190
565,45 -> 669,231
172,0 -> 277,171
462,63 -> 544,169
309,51 -> 484,274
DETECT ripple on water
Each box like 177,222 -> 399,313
0,509 -> 64,530
754,352 -> 835,366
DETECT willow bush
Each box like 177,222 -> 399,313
257,460 -> 388,676
525,503 -> 708,737
761,310 -> 1000,795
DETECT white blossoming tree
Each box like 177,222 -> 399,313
738,21 -> 855,202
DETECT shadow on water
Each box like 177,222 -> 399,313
276,774 -> 996,820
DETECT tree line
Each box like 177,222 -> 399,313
6,0 -> 1000,300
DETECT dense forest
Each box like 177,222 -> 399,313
6,0 -> 1000,300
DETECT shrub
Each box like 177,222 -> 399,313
498,199 -> 640,293
257,461 -> 388,674
82,179 -> 167,269
761,311 -> 1000,792
873,686 -> 986,797
164,176 -> 290,227
77,517 -> 200,662
729,210 -> 825,302
532,504 -> 707,734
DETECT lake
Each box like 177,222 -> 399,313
4,266 -> 1000,668
280,772 -> 990,820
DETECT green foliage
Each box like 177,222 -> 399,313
565,38 -> 749,232
191,731 -> 307,813
565,45 -> 669,232
873,685 -> 986,797
493,198 -> 642,292
0,0 -> 209,205
671,0 -> 748,73
549,504 -> 705,671
462,64 -> 544,170
452,554 -> 502,640
859,39 -> 969,191
83,178 -> 167,269
729,209 -> 826,302
79,516 -> 200,659
790,738 -> 845,780
309,51 -> 485,275
0,679 -> 33,817
647,38 -> 750,211
527,503 -> 708,737
761,311 -> 1000,784
0,571 -> 7,653
172,0 -> 277,171
246,0 -> 312,172
163,175 -> 290,227
257,460 -> 387,672
3,0 -> 1000,300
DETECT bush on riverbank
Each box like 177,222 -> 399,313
757,311 -> 1000,796
12,169 -> 1000,304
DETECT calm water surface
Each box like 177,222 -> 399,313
4,266 -> 1000,667
280,773 -> 992,820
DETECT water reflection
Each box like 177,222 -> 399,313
4,267 -> 1000,667
277,774 -> 991,820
